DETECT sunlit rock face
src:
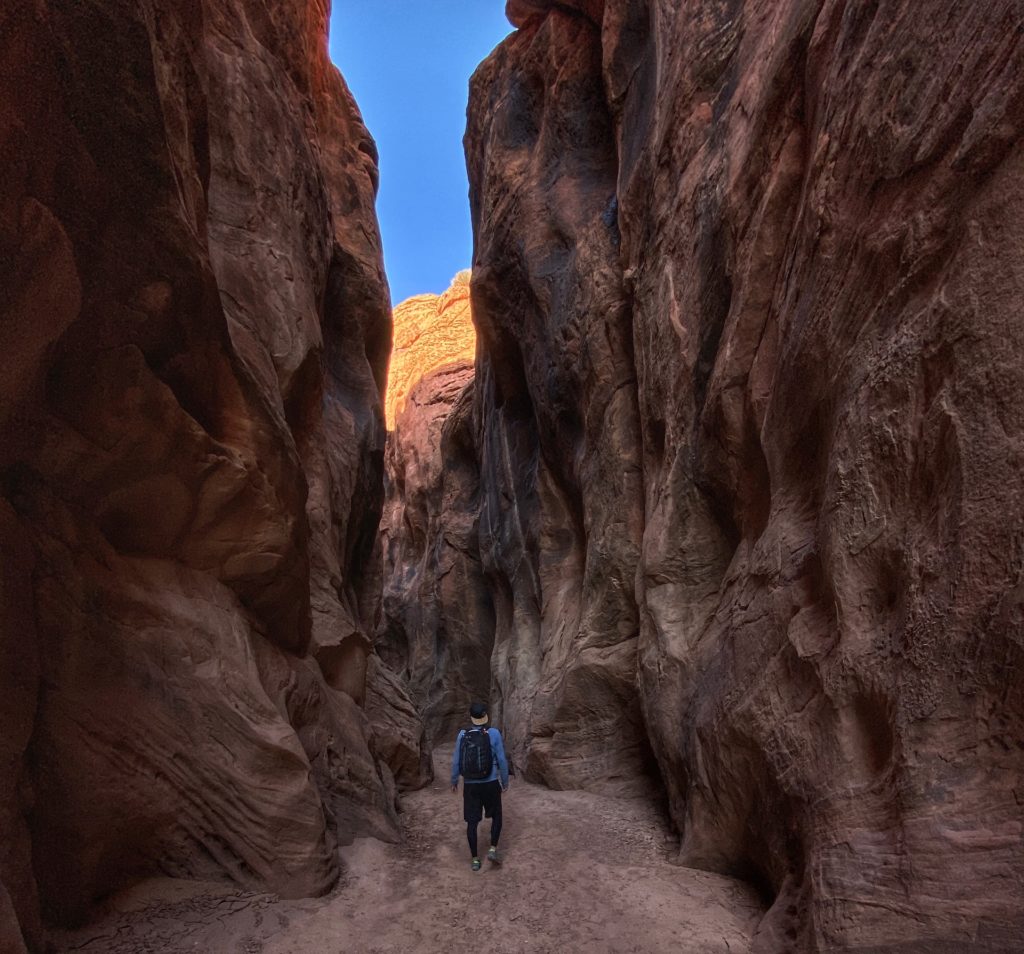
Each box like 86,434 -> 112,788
0,0 -> 425,942
379,276 -> 490,741
467,1 -> 1024,950
385,271 -> 476,429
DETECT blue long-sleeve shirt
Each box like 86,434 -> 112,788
451,726 -> 509,788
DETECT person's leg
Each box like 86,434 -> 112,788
463,784 -> 483,863
489,783 -> 503,847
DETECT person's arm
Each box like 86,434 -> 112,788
451,731 -> 464,789
492,729 -> 510,790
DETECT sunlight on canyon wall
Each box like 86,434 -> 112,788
385,270 -> 475,428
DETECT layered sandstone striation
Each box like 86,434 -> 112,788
459,0 -> 1024,949
0,0 -> 425,945
379,276 -> 490,740
384,270 -> 476,428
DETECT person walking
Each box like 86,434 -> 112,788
451,701 -> 509,871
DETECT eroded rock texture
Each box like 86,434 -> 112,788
467,5 -> 653,798
464,0 -> 1024,949
0,0 -> 424,943
384,270 -> 476,428
379,276 -> 490,741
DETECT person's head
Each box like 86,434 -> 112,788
469,701 -> 489,726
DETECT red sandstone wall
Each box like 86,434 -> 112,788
463,1 -> 1024,949
0,1 -> 424,946
384,270 -> 475,429
378,275 -> 492,741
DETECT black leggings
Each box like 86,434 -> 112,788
463,780 -> 503,857
467,812 -> 502,857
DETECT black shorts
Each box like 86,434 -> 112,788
463,780 -> 502,825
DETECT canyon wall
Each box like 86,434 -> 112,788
467,9 -> 655,798
384,270 -> 476,428
0,1 -> 424,947
462,0 -> 1024,949
379,275 -> 491,741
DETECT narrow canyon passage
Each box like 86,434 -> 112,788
3,1 -> 1024,953
51,748 -> 763,954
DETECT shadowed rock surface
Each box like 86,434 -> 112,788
0,0 -> 425,945
4,0 -> 1024,950
379,275 -> 490,740
456,0 -> 1024,949
465,7 -> 654,801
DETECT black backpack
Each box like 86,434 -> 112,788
460,727 -> 493,780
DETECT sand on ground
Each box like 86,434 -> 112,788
52,748 -> 763,953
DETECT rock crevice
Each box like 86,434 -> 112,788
379,275 -> 493,742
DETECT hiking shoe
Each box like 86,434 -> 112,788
487,847 -> 501,865
471,857 -> 482,871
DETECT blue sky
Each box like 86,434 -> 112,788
329,1 -> 513,305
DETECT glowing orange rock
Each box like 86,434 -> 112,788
385,270 -> 476,429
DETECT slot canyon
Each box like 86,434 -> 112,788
2,1 -> 1023,952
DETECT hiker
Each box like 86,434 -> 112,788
451,701 -> 509,871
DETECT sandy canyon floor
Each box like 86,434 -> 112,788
53,750 -> 763,954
